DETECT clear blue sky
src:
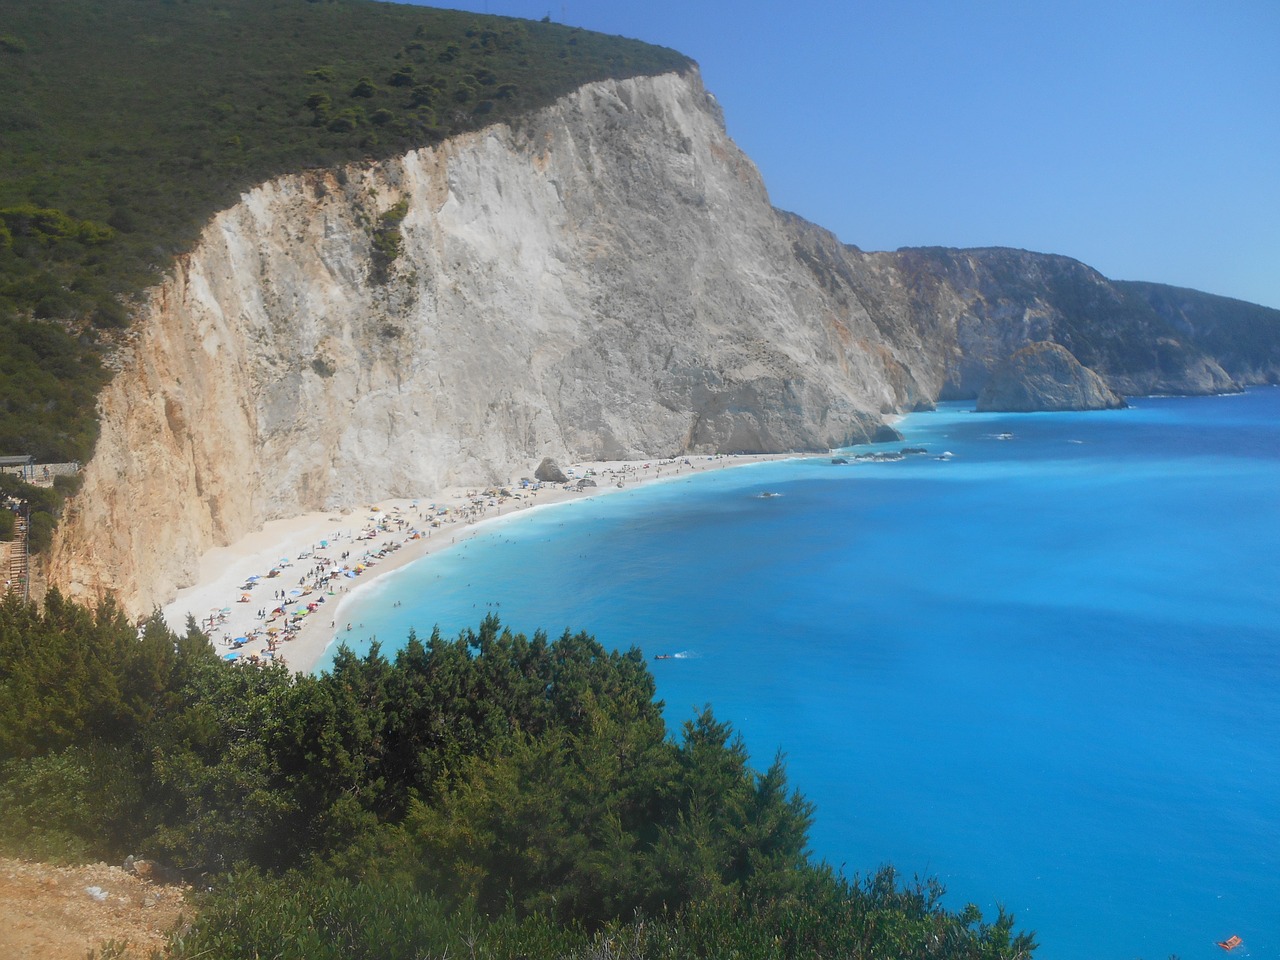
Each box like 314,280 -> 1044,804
398,1 -> 1279,309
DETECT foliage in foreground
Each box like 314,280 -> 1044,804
175,867 -> 1034,960
0,593 -> 1036,958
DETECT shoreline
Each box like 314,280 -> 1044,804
161,452 -> 800,673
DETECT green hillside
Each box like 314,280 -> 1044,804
0,0 -> 691,463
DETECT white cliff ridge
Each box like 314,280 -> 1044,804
49,70 -> 931,612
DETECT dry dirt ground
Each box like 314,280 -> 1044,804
0,858 -> 190,960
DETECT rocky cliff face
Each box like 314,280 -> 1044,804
866,247 -> 1238,398
45,69 -> 1266,614
774,234 -> 1245,403
977,342 -> 1127,412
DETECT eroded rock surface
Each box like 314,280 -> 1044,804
977,342 -> 1127,411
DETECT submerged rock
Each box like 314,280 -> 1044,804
977,342 -> 1127,412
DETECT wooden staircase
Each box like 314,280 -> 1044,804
7,508 -> 28,600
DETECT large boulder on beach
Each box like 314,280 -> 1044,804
977,342 -> 1127,412
534,457 -> 569,483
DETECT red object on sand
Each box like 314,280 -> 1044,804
1217,935 -> 1243,951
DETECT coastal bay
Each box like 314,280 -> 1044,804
161,452 -> 797,672
324,389 -> 1280,960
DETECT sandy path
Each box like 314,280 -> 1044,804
0,858 -> 187,960
162,453 -> 798,673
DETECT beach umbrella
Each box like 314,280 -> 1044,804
223,652 -> 240,661
247,575 -> 260,581
288,588 -> 303,597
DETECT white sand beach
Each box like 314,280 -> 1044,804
162,453 -> 798,673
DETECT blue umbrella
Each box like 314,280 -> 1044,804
223,652 -> 240,661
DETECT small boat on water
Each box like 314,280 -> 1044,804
1217,935 -> 1243,952
654,654 -> 674,660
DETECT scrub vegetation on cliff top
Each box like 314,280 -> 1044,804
0,594 -> 1037,959
0,0 -> 690,464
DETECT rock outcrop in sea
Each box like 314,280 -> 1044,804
44,68 -> 1276,614
977,342 -> 1128,412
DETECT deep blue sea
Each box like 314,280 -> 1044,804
320,389 -> 1280,960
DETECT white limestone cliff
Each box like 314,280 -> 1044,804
48,69 -> 937,613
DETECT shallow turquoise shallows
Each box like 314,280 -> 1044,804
321,388 -> 1280,960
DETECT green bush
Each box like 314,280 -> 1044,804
370,199 -> 410,281
0,597 -> 1038,957
0,750 -> 101,863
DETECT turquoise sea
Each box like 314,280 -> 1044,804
320,388 -> 1280,960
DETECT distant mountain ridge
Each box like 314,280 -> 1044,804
1118,280 -> 1280,385
877,245 -> 1257,397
